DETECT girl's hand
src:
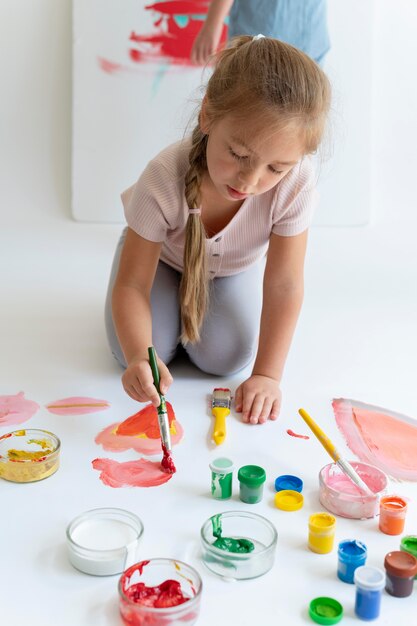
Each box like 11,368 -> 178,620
121,357 -> 173,406
234,375 -> 282,425
190,24 -> 223,65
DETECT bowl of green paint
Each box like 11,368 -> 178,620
200,511 -> 277,580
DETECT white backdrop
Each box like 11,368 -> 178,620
72,0 -> 374,225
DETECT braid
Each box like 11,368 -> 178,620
180,125 -> 209,344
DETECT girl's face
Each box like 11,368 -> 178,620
203,113 -> 305,204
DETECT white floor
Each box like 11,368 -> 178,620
2,206 -> 417,625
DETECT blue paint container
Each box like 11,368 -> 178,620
354,566 -> 385,621
274,474 -> 303,493
337,539 -> 367,583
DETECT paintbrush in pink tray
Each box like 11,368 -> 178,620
148,346 -> 176,474
298,408 -> 373,496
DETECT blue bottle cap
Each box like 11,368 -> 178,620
275,474 -> 303,493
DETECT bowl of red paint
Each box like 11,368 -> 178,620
319,461 -> 388,519
118,558 -> 202,626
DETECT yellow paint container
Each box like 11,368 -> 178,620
308,512 -> 336,554
0,429 -> 60,483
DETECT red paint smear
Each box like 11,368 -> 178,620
145,1 -> 209,14
98,57 -> 124,74
116,403 -> 175,439
128,2 -> 228,66
287,429 -> 310,440
92,458 -> 173,488
125,579 -> 190,608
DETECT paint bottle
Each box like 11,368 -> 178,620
209,457 -> 233,500
308,513 -> 336,554
379,495 -> 408,535
354,566 -> 385,621
337,540 -> 367,583
237,465 -> 266,504
384,550 -> 417,597
400,535 -> 417,579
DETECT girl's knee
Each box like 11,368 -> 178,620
187,341 -> 256,376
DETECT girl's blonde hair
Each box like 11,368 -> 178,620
180,35 -> 331,344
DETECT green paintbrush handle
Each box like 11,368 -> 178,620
148,346 -> 161,395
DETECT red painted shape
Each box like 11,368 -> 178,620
287,429 -> 310,440
116,402 -> 175,439
92,457 -> 173,488
145,2 -> 209,14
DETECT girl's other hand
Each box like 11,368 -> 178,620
234,375 -> 282,424
121,357 -> 173,406
190,24 -> 223,65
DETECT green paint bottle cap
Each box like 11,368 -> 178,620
309,597 -> 343,624
237,465 -> 266,488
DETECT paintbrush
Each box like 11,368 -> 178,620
148,346 -> 175,473
212,388 -> 231,445
298,408 -> 374,496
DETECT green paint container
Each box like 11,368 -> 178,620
210,457 -> 234,499
238,465 -> 266,504
400,535 -> 417,579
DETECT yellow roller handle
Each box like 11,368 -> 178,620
212,407 -> 229,445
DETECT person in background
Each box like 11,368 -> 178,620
106,36 -> 331,424
191,0 -> 329,65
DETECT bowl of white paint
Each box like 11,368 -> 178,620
66,507 -> 144,576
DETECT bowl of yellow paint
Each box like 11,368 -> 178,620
0,428 -> 60,482
200,511 -> 278,580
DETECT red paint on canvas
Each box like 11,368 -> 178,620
0,392 -> 40,427
92,457 -> 173,488
287,429 -> 310,440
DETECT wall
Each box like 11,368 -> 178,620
1,0 -> 416,225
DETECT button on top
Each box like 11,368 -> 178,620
215,236 -> 222,242
212,253 -> 220,257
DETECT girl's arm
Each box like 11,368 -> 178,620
111,228 -> 172,406
190,0 -> 234,65
235,230 -> 308,424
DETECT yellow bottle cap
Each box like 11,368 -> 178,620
274,489 -> 304,511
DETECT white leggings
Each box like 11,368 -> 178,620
105,228 -> 264,375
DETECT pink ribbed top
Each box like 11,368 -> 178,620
122,138 -> 317,278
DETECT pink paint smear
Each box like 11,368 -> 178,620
0,392 -> 40,427
333,398 -> 417,481
92,458 -> 173,488
287,429 -> 310,440
45,396 -> 110,415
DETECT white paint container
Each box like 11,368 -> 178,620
66,508 -> 144,576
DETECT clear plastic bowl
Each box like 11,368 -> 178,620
119,558 -> 202,626
319,461 -> 388,519
66,508 -> 144,576
200,510 -> 277,580
0,428 -> 60,482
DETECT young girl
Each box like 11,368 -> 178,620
105,35 -> 331,425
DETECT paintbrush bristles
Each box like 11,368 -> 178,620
212,388 -> 231,409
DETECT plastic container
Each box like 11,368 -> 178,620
66,508 -> 144,576
200,510 -> 277,580
119,559 -> 202,626
209,457 -> 233,499
379,495 -> 408,535
337,540 -> 367,583
0,428 -> 60,482
274,474 -> 303,493
309,597 -> 343,624
400,535 -> 417,579
238,465 -> 266,504
354,566 -> 385,621
319,461 -> 387,519
274,489 -> 304,511
308,513 -> 336,554
384,550 -> 417,597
